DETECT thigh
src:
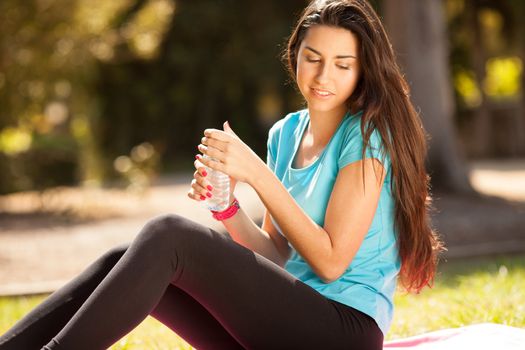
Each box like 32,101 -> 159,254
155,214 -> 382,350
151,284 -> 244,350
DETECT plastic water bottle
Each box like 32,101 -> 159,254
202,154 -> 230,211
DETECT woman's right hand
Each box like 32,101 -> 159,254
187,154 -> 238,204
187,155 -> 214,202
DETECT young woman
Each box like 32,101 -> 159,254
0,1 -> 443,349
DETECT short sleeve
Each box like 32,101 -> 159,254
338,123 -> 391,170
266,122 -> 279,172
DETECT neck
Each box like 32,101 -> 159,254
306,107 -> 348,146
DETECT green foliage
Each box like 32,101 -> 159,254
113,141 -> 160,193
0,0 -> 100,192
94,1 -> 305,175
453,56 -> 523,108
0,0 -> 306,193
484,56 -> 523,98
447,0 -> 524,111
1,0 -> 524,193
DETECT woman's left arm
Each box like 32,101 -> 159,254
252,157 -> 386,283
199,123 -> 386,283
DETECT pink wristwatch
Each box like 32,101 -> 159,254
211,198 -> 240,221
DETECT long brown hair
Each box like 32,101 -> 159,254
283,0 -> 445,293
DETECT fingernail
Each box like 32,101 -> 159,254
195,155 -> 199,160
200,195 -> 206,200
207,185 -> 213,191
206,192 -> 212,198
202,170 -> 207,177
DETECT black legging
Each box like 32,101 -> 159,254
0,214 -> 383,349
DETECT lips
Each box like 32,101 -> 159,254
311,87 -> 334,98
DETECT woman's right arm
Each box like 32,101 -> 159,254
221,205 -> 291,267
188,159 -> 291,267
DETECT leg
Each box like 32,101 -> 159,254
0,244 -> 128,350
146,215 -> 383,350
43,214 -> 382,350
0,243 -> 242,350
150,285 -> 243,350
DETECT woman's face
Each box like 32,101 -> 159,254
296,25 -> 361,116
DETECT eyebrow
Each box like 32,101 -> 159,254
305,46 -> 357,59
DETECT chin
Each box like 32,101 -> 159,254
306,101 -> 343,114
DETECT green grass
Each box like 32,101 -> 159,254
0,297 -> 191,349
388,253 -> 525,340
1,254 -> 524,348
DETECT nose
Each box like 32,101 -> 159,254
315,62 -> 331,84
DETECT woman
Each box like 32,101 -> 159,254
0,0 -> 443,349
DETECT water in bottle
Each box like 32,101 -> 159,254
202,154 -> 230,211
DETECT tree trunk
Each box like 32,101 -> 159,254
383,0 -> 474,193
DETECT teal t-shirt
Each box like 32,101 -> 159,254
266,109 -> 401,335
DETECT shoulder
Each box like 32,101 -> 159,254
340,111 -> 384,151
337,111 -> 391,170
268,109 -> 306,139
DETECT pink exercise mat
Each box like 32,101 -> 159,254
383,323 -> 525,350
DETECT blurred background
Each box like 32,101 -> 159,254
0,0 -> 523,194
0,0 -> 524,347
1,0 -> 525,293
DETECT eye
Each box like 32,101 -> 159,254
337,64 -> 350,70
305,57 -> 321,63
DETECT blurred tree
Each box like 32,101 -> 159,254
0,0 -> 82,193
447,0 -> 524,157
463,0 -> 523,157
520,2 -> 525,92
510,0 -> 525,155
0,0 -> 309,193
383,0 -> 473,193
1,0 -> 522,194
94,0 -> 306,172
468,0 -> 491,156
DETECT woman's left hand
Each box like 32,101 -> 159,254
197,121 -> 266,186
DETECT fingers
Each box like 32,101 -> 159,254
201,136 -> 228,152
189,130 -> 230,203
187,177 -> 213,201
188,162 -> 214,202
194,156 -> 207,177
197,143 -> 225,161
203,129 -> 231,142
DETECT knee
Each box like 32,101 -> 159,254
138,214 -> 193,248
86,244 -> 128,279
96,243 -> 128,269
